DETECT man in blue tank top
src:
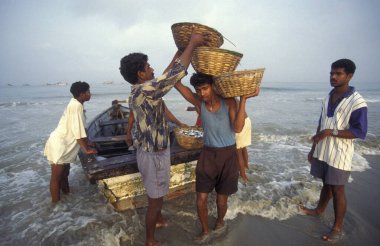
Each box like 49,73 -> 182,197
175,73 -> 259,241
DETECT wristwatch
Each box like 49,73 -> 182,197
332,129 -> 339,136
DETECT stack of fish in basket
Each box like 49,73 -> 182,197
171,22 -> 265,150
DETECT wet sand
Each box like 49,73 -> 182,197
224,155 -> 380,246
152,155 -> 380,246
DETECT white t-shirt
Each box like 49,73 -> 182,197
44,98 -> 87,164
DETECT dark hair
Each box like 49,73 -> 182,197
70,81 -> 89,98
190,73 -> 214,88
119,53 -> 148,84
331,59 -> 356,74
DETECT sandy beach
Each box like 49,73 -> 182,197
218,155 -> 380,246
151,155 -> 380,246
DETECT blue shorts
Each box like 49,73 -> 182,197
310,158 -> 350,185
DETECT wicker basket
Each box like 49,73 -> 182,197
213,68 -> 265,98
171,22 -> 224,51
174,127 -> 204,150
191,47 -> 243,76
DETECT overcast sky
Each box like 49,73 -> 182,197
1,0 -> 379,85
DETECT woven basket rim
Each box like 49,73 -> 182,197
171,22 -> 222,35
174,126 -> 203,132
174,127 -> 204,150
194,46 -> 243,58
215,68 -> 266,78
213,68 -> 265,98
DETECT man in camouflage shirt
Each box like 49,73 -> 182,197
119,32 -> 207,246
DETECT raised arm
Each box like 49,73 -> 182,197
175,81 -> 201,112
229,88 -> 260,133
176,31 -> 209,69
142,31 -> 208,100
164,102 -> 188,127
124,111 -> 135,146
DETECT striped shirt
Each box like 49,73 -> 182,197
313,87 -> 368,171
129,61 -> 186,152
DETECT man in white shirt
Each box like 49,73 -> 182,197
300,59 -> 368,241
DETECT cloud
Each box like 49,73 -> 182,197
1,0 -> 379,84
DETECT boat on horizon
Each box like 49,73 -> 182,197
102,80 -> 114,85
46,82 -> 68,86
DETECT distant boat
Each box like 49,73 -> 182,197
22,83 -> 31,86
46,82 -> 68,86
103,81 -> 114,85
7,83 -> 13,86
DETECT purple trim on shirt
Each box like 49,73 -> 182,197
327,86 -> 355,117
349,107 -> 367,139
317,86 -> 368,139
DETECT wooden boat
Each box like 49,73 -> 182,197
79,103 -> 201,211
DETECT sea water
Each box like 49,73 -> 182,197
0,81 -> 379,245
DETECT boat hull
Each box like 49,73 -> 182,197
79,105 -> 201,211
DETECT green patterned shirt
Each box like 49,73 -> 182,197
129,61 -> 186,152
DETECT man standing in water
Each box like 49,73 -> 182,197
175,73 -> 259,242
44,81 -> 97,203
119,32 -> 207,246
301,59 -> 368,241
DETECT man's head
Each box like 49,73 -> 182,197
190,73 -> 215,101
331,59 -> 356,75
120,53 -> 154,85
70,81 -> 91,101
330,59 -> 356,88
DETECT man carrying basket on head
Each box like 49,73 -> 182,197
175,73 -> 259,242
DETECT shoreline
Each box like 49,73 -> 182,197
141,155 -> 380,246
223,154 -> 380,246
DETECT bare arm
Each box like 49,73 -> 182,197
77,138 -> 97,155
163,29 -> 210,74
163,50 -> 182,74
164,103 -> 188,127
229,88 -> 260,133
124,111 -> 134,146
176,31 -> 209,69
175,81 -> 201,112
312,129 -> 357,143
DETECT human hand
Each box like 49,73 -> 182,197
312,129 -> 332,144
240,87 -> 260,100
125,134 -> 133,147
189,26 -> 211,47
86,148 -> 98,155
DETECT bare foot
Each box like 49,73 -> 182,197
156,217 -> 168,229
195,232 -> 209,244
298,204 -> 321,216
146,239 -> 160,246
322,229 -> 342,241
214,221 -> 225,231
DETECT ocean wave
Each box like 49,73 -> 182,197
366,99 -> 380,103
256,132 -> 380,156
0,101 -> 49,107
